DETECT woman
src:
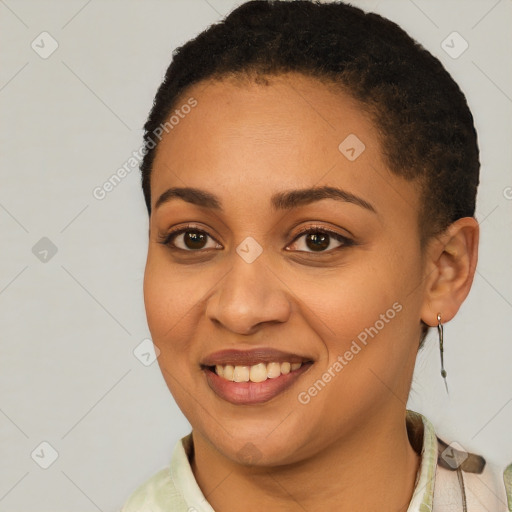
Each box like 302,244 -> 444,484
122,1 -> 511,510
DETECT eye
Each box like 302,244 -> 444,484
158,224 -> 353,254
158,224 -> 222,252
286,226 -> 353,253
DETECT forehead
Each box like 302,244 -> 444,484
150,73 -> 419,224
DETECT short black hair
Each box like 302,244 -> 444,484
140,0 -> 480,346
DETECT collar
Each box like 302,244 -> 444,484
405,410 -> 438,511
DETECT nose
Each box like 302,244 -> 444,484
205,253 -> 292,335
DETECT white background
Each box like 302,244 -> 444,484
0,0 -> 511,510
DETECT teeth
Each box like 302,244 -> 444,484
213,361 -> 305,382
249,363 -> 267,383
266,362 -> 281,379
233,366 -> 250,382
223,365 -> 234,381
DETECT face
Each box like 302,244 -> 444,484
143,72 -> 428,466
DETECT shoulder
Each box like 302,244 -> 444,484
434,437 -> 512,512
406,411 -> 511,511
120,466 -> 189,512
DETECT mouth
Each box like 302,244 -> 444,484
206,361 -> 308,382
200,348 -> 314,405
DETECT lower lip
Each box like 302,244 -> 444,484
203,363 -> 313,405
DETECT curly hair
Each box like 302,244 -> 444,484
139,0 -> 480,345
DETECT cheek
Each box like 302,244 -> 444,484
142,254 -> 209,407
304,264 -> 401,337
307,244 -> 422,373
143,249 -> 229,362
143,252 -> 199,345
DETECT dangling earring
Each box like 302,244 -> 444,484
437,313 -> 449,394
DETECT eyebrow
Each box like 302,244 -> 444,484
154,185 -> 377,214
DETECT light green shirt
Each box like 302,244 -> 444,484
121,410 -> 512,511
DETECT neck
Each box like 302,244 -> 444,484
190,409 -> 421,512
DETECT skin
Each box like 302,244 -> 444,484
143,72 -> 479,512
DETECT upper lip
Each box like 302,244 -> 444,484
201,348 -> 314,367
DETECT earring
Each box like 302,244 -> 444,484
437,313 -> 449,394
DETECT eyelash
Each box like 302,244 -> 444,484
158,223 -> 354,254
287,225 -> 354,254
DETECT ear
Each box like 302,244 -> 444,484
420,217 -> 479,327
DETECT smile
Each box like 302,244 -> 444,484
203,361 -> 314,405
214,361 -> 303,382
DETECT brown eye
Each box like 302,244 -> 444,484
306,232 -> 329,251
181,231 -> 208,250
287,228 -> 352,253
160,227 -> 222,252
